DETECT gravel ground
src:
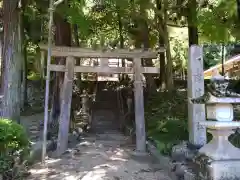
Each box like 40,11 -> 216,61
27,131 -> 172,180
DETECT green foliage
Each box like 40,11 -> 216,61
27,71 -> 42,81
203,44 -> 222,70
170,38 -> 187,74
198,0 -> 237,42
145,91 -> 188,155
0,119 -> 30,179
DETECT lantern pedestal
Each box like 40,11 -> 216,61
194,97 -> 240,180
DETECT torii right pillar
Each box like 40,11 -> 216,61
133,58 -> 146,153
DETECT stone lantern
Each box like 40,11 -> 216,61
191,70 -> 240,180
78,90 -> 90,124
81,90 -> 89,114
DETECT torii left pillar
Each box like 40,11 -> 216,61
57,56 -> 74,156
133,58 -> 146,153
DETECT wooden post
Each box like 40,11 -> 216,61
187,45 -> 206,147
57,56 -> 74,155
133,58 -> 146,152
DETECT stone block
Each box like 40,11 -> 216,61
208,160 -> 240,180
206,104 -> 233,122
171,141 -> 197,162
175,163 -> 188,177
172,141 -> 188,161
184,169 -> 196,180
193,154 -> 240,180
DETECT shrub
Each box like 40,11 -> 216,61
0,119 -> 30,179
145,90 -> 189,155
145,90 -> 240,154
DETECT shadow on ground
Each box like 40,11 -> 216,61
27,132 -> 172,180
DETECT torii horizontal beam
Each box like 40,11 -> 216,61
49,64 -> 159,74
39,44 -> 164,59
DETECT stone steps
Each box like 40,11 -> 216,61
20,113 -> 44,142
91,87 -> 121,133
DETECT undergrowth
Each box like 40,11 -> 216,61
0,119 -> 30,179
145,90 -> 240,155
145,90 -> 188,155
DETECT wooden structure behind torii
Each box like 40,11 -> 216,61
204,55 -> 240,78
40,44 -> 165,156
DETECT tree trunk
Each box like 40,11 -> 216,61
0,34 -> 3,90
73,24 -> 81,80
1,0 -> 22,122
117,6 -> 125,80
187,0 -> 198,46
22,43 -> 28,107
156,0 -> 166,90
164,29 -> 174,91
49,8 -> 72,134
19,1 -> 28,110
159,38 -> 166,89
163,2 -> 173,91
139,2 -> 157,93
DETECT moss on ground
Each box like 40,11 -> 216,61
145,90 -> 240,155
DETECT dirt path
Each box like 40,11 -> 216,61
27,131 -> 172,180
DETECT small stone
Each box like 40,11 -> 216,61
175,163 -> 188,177
184,169 -> 196,180
171,141 -> 188,161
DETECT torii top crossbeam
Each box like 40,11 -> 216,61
39,44 -> 163,74
39,44 -> 164,59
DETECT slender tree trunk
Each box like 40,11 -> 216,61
118,13 -> 124,49
73,24 -> 81,80
0,34 -> 3,90
1,0 -> 22,122
159,38 -> 166,89
23,43 -> 28,107
164,29 -> 174,90
21,0 -> 28,109
163,2 -> 173,91
117,6 -> 125,80
237,0 -> 240,20
156,0 -> 166,90
19,0 -> 28,110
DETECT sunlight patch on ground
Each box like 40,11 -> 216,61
109,156 -> 128,162
45,158 -> 62,164
81,168 -> 107,180
29,168 -> 49,175
27,132 -> 172,180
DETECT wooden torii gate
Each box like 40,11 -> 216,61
40,45 -> 165,156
